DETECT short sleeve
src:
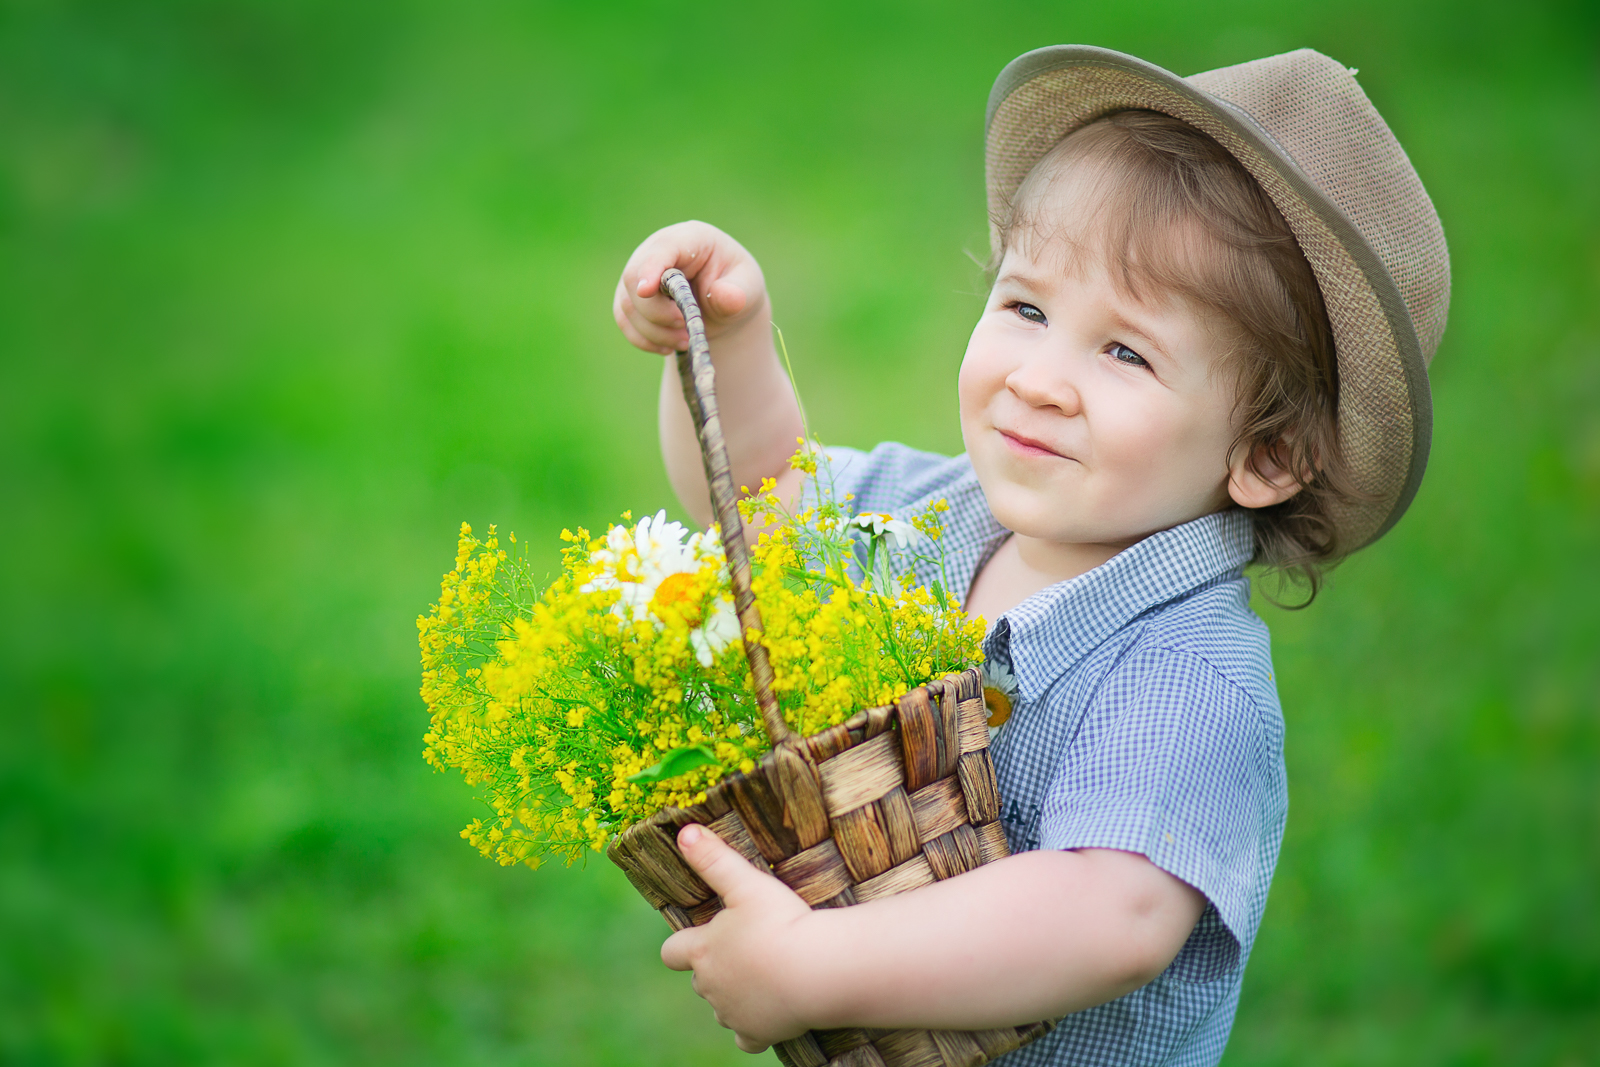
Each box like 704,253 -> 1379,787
1036,645 -> 1286,974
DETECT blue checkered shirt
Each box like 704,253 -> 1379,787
822,443 -> 1287,1067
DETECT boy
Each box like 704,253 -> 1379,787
610,46 -> 1448,1065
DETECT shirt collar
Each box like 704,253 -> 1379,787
986,508 -> 1256,704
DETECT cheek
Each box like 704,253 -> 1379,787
957,321 -> 1005,423
1110,397 -> 1235,497
1095,388 -> 1224,474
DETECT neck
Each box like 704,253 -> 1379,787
1011,533 -> 1131,587
964,532 -> 1136,623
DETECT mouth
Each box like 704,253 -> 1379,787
998,429 -> 1069,461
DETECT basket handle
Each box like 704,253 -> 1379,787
660,268 -> 793,748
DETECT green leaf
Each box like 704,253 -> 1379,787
625,744 -> 720,784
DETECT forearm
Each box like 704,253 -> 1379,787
659,312 -> 805,527
786,849 -> 1204,1031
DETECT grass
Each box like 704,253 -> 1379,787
1,0 -> 1596,1063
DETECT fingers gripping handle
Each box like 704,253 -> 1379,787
660,268 -> 792,747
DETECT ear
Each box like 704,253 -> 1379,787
1228,439 -> 1307,510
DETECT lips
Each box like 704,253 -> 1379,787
998,429 -> 1069,460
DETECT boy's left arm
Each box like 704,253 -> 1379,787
661,823 -> 1206,1053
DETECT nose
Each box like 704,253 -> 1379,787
1005,354 -> 1081,417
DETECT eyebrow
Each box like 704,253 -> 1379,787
993,265 -> 1048,294
1105,307 -> 1175,363
994,267 -> 1179,365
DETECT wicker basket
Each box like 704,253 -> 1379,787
606,269 -> 1053,1067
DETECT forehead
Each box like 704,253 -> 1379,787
1003,174 -> 1235,349
1006,153 -> 1217,309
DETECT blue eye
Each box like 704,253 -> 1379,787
1012,302 -> 1047,325
1111,343 -> 1149,367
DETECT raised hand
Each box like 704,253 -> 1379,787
613,221 -> 770,355
608,221 -> 803,527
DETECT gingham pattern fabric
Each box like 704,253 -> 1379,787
820,442 -> 1288,1067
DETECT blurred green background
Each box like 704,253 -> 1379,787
2,0 -> 1596,1063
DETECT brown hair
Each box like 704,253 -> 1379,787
992,109 -> 1364,604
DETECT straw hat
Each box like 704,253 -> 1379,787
986,46 -> 1450,551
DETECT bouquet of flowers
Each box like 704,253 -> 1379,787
417,453 -> 985,868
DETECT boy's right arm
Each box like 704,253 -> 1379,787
661,824 -> 1206,1051
613,221 -> 806,527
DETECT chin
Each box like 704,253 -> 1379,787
980,484 -> 1067,539
985,488 -> 1154,547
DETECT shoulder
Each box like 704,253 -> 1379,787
820,442 -> 974,514
1116,577 -> 1281,736
1058,578 -> 1286,794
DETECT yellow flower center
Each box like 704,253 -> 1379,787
651,571 -> 705,628
983,687 -> 1012,728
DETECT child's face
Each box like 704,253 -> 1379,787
959,166 -> 1246,551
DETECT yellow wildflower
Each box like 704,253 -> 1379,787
419,471 -> 982,869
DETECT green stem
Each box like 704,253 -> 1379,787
874,593 -> 913,686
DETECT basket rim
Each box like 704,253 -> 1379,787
614,665 -> 986,841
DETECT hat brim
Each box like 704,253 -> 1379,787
985,45 -> 1431,552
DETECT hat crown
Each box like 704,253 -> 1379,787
1187,49 -> 1450,363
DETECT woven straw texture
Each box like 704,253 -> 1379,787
984,47 -> 1450,550
607,667 -> 1054,1067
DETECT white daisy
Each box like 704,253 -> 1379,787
687,600 -> 741,667
846,511 -> 926,550
980,660 -> 1018,741
582,510 -> 739,666
981,660 -> 1018,697
584,510 -> 705,617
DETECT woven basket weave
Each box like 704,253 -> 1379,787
605,269 -> 1053,1067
